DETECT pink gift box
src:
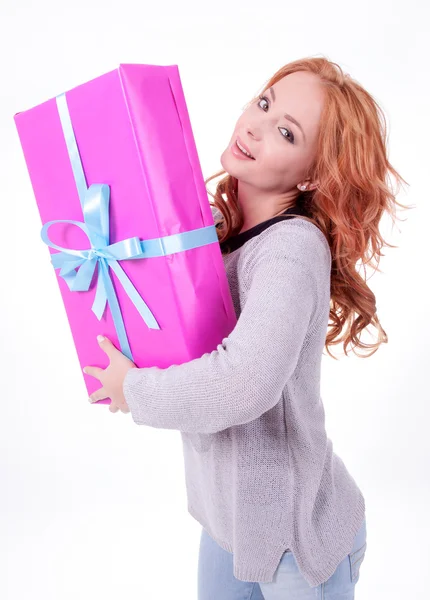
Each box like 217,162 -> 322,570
14,63 -> 237,404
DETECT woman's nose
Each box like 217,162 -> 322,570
245,126 -> 260,141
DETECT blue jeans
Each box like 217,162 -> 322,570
197,518 -> 367,599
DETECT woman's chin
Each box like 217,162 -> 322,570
220,149 -> 243,178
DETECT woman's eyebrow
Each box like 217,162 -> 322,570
269,87 -> 306,142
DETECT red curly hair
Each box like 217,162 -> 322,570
205,56 -> 412,359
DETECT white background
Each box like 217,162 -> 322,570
1,1 -> 429,599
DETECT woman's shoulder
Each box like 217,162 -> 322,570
247,217 -> 332,269
212,203 -> 332,275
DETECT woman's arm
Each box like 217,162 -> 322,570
123,223 -> 323,433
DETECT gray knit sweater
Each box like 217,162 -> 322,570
122,208 -> 366,587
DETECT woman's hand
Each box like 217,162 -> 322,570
83,335 -> 137,413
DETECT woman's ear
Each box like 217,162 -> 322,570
306,180 -> 319,191
297,180 -> 319,191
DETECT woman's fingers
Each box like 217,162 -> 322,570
88,386 -> 109,403
83,365 -> 104,379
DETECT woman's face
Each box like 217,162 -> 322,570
220,70 -> 325,206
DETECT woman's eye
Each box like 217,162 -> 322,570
257,95 -> 269,111
257,95 -> 295,144
279,127 -> 294,143
258,96 -> 269,110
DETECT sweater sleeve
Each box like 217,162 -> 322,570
122,225 -> 320,433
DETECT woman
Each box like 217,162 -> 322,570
195,56 -> 409,599
88,56 -> 409,599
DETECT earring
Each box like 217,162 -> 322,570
299,185 -> 307,191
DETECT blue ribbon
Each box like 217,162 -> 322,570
40,92 -> 218,362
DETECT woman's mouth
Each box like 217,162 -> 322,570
231,138 -> 256,160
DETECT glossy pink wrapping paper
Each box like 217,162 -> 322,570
14,64 -> 237,404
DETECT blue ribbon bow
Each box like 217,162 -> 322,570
39,92 -> 218,362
